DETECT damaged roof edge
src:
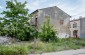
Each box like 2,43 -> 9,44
31,10 -> 38,15
30,6 -> 71,18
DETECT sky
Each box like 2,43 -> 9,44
0,0 -> 85,19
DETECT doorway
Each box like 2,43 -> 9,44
73,30 -> 78,38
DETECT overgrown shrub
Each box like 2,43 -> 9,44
16,26 -> 37,41
39,18 -> 58,42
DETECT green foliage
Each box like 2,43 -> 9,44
0,45 -> 27,55
0,0 -> 36,40
0,38 -> 85,54
39,18 -> 58,42
16,26 -> 37,41
0,18 -> 3,35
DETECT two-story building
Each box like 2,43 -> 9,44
70,17 -> 85,38
30,6 -> 71,38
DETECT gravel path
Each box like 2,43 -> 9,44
29,49 -> 85,55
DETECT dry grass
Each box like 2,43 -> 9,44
0,38 -> 85,54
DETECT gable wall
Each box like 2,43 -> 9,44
31,6 -> 71,38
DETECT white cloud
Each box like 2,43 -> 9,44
25,0 -> 85,18
70,0 -> 85,19
49,0 -> 85,19
0,6 -> 3,9
47,0 -> 77,15
48,1 -> 78,16
26,0 -> 47,13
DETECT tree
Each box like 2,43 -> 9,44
0,17 -> 5,36
1,0 -> 36,41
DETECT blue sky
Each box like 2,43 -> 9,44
0,0 -> 85,19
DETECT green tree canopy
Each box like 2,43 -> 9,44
0,0 -> 36,41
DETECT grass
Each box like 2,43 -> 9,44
0,38 -> 85,54
0,45 -> 27,55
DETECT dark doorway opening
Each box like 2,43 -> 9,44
73,30 -> 78,38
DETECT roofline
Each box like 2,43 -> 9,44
31,10 -> 38,15
70,19 -> 80,22
54,6 -> 71,18
30,6 -> 57,14
70,17 -> 85,22
30,6 -> 71,17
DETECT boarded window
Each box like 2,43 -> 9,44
45,16 -> 50,19
60,20 -> 64,25
35,18 -> 38,27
